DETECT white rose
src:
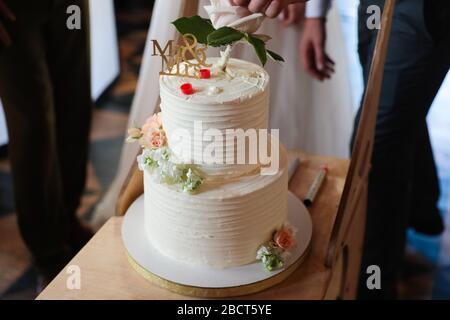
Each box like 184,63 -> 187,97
204,0 -> 265,34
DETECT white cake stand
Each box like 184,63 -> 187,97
122,192 -> 313,298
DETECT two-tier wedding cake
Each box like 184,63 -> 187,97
126,4 -> 297,272
128,58 -> 295,271
151,58 -> 289,268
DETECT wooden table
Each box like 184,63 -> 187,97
37,152 -> 349,300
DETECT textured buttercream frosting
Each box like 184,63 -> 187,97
143,57 -> 289,268
144,146 -> 288,268
160,58 -> 270,178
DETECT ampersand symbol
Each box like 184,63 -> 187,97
180,34 -> 212,69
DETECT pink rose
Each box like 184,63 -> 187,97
142,113 -> 163,136
148,130 -> 167,149
274,227 -> 296,250
204,0 -> 265,34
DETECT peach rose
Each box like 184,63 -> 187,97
142,113 -> 163,136
147,130 -> 167,149
274,227 -> 296,250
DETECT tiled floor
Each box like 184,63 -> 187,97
0,2 -> 449,300
0,3 -> 152,300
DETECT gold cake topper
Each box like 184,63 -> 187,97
152,34 -> 212,79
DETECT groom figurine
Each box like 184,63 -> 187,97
0,0 -> 93,285
298,0 -> 450,298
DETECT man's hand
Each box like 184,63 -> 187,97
299,18 -> 334,81
278,3 -> 305,27
0,0 -> 15,46
232,0 -> 309,18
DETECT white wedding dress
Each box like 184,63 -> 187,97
91,0 -> 353,228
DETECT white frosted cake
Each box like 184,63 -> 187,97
129,58 -> 295,270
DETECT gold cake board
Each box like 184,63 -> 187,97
122,194 -> 313,298
126,243 -> 311,298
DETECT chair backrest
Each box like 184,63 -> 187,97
325,0 -> 396,271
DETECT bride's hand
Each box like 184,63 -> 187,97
232,0 -> 309,18
0,0 -> 15,46
278,3 -> 305,27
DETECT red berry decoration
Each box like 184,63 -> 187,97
180,83 -> 194,95
199,69 -> 211,79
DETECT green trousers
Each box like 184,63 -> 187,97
0,0 -> 92,277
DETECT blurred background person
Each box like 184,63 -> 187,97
0,0 -> 93,286
300,0 -> 450,299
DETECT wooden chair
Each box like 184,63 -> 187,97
116,0 -> 397,300
323,0 -> 396,299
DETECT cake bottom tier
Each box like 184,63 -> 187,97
143,148 -> 289,268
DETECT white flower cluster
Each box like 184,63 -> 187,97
182,168 -> 204,193
256,245 -> 272,260
256,244 -> 291,261
256,245 -> 285,272
137,147 -> 204,193
256,223 -> 298,272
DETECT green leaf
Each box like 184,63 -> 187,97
252,34 -> 272,42
263,254 -> 284,271
207,27 -> 245,47
267,50 -> 285,63
172,15 -> 215,44
144,157 -> 158,169
246,34 -> 267,66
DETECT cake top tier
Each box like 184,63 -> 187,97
160,58 -> 269,105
